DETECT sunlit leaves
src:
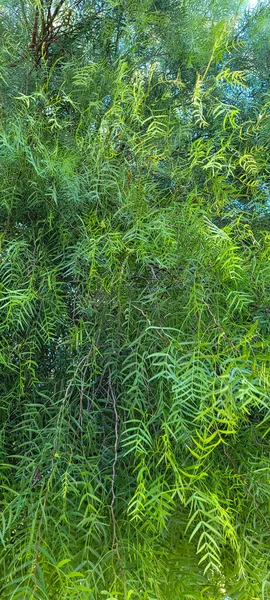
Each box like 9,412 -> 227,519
0,0 -> 269,599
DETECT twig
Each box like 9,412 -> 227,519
108,372 -> 122,568
150,264 -> 158,280
73,0 -> 85,7
33,351 -> 92,588
79,362 -> 88,427
51,0 -> 66,23
132,304 -> 171,343
203,300 -> 237,350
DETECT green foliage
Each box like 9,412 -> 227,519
0,0 -> 269,598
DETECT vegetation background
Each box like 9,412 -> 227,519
0,0 -> 269,598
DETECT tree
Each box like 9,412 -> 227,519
0,1 -> 269,598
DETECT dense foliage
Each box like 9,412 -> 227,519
0,1 -> 269,598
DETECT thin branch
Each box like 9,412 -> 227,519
108,372 -> 122,568
73,0 -> 85,7
203,300 -> 237,350
132,304 -> 171,343
51,0 -> 66,23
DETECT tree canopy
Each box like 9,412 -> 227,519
0,1 -> 269,598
